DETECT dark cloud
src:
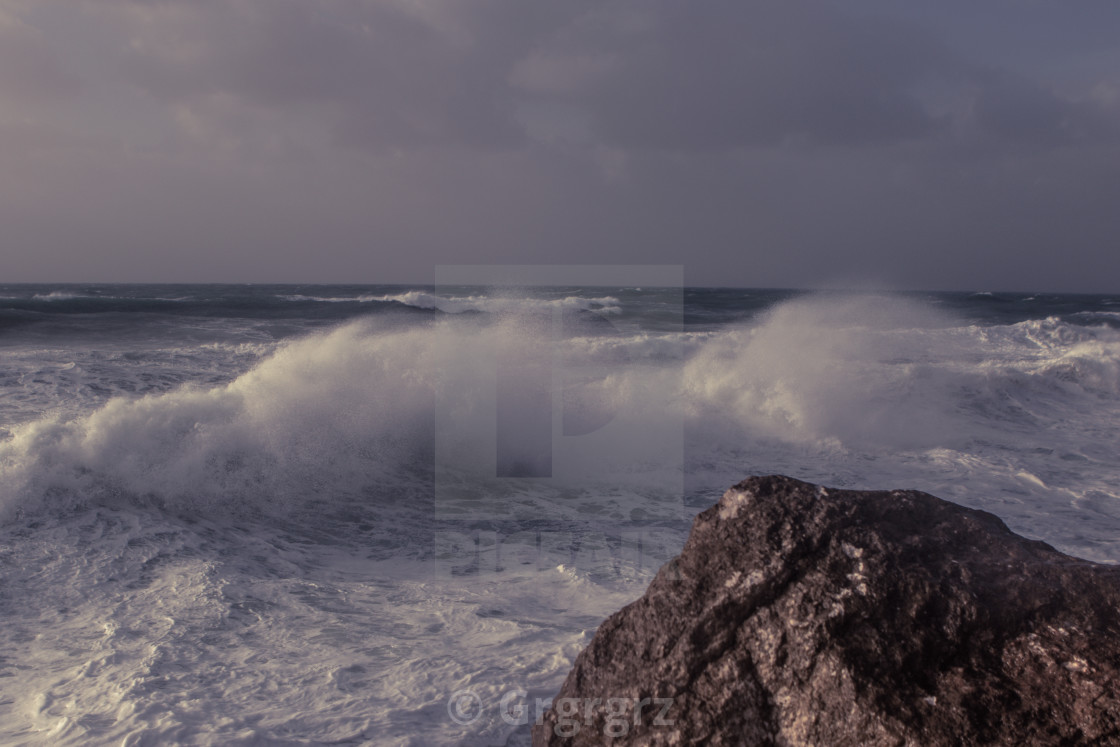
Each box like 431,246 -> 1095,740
516,0 -> 944,149
1,1 -> 1119,290
966,70 -> 1120,148
71,0 -> 1120,155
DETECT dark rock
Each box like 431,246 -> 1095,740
533,475 -> 1120,746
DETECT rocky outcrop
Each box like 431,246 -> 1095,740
533,475 -> 1120,746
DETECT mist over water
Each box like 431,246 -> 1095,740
1,284 -> 1119,744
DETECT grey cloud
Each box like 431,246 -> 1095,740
0,12 -> 81,102
516,0 -> 1120,154
517,0 -> 946,150
77,0 -> 957,151
100,0 -> 596,150
73,0 -> 1120,156
967,70 -> 1120,148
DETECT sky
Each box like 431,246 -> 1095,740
1,0 -> 1118,291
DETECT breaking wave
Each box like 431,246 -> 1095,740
3,293 -> 1119,527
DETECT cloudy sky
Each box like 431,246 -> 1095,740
2,0 -> 1118,290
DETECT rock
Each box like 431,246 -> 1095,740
533,475 -> 1120,746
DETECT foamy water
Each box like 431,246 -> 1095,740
1,284 -> 1118,744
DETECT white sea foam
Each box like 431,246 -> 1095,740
1,507 -> 642,746
0,321 -> 441,519
3,291 -> 1120,744
0,314 -> 666,522
683,298 -> 1120,447
678,294 -> 1120,560
3,294 -> 1119,538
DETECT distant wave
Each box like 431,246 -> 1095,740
360,291 -> 622,315
276,291 -> 623,315
1071,310 -> 1120,322
278,294 -> 360,303
23,291 -> 192,303
32,291 -> 92,301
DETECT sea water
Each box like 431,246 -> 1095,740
1,284 -> 1118,745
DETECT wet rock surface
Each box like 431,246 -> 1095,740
533,475 -> 1120,746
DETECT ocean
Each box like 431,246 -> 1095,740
1,282 -> 1119,745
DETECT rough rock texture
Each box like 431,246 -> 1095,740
533,475 -> 1120,746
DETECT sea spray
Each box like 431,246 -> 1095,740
2,285 -> 1120,744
